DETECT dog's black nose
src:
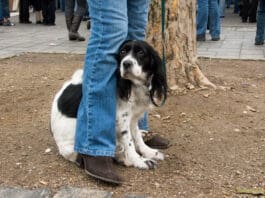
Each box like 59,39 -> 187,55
123,60 -> 133,70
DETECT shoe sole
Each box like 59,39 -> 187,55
84,169 -> 123,185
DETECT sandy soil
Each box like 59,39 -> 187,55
0,53 -> 264,198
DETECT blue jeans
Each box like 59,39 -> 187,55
197,0 -> 221,39
226,0 -> 231,8
0,0 -> 10,20
74,0 -> 150,157
234,0 -> 239,13
255,0 -> 265,43
219,0 -> 226,17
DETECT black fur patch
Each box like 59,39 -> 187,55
121,130 -> 128,135
57,84 -> 82,118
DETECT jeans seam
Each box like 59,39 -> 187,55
85,0 -> 104,147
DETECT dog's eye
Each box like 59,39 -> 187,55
137,50 -> 145,57
120,49 -> 127,56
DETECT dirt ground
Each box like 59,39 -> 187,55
0,53 -> 264,198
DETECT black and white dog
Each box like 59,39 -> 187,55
51,40 -> 167,169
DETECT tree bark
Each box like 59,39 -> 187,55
147,0 -> 216,91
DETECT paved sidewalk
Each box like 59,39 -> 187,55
0,11 -> 89,59
0,9 -> 264,60
197,7 -> 265,60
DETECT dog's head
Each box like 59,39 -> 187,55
117,40 -> 167,106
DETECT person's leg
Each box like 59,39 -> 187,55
3,0 -> 10,18
226,0 -> 231,8
75,0 -> 87,16
45,0 -> 51,23
127,0 -> 149,41
209,0 -> 221,40
2,0 -> 14,26
74,0 -> 128,183
249,0 -> 258,22
241,0 -> 249,22
50,0 -> 56,24
255,0 -> 265,45
34,0 -> 42,23
219,0 -> 226,17
65,0 -> 74,19
0,0 -> 3,23
65,0 -> 74,31
69,0 -> 87,41
41,0 -> 47,24
234,0 -> 239,13
45,0 -> 55,25
19,0 -> 31,23
197,0 -> 209,40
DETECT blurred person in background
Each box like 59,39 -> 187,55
0,0 -> 15,26
19,0 -> 32,23
33,0 -> 43,24
241,0 -> 258,22
255,0 -> 265,45
197,0 -> 221,41
65,0 -> 87,41
42,0 -> 56,25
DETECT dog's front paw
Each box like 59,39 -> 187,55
141,148 -> 165,161
152,150 -> 164,160
133,157 -> 157,169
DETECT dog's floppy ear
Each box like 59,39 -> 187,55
149,46 -> 167,107
117,70 -> 132,101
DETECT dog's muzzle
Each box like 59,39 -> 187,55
123,60 -> 133,71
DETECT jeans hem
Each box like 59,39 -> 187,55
74,147 -> 115,157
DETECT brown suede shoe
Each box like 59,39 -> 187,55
75,154 -> 123,185
142,131 -> 171,149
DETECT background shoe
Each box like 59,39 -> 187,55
197,34 -> 206,41
212,37 -> 220,41
69,15 -> 85,41
255,41 -> 264,45
142,131 -> 171,149
3,20 -> 15,26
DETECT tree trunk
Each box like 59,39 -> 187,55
147,0 -> 216,91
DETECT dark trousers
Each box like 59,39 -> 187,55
241,0 -> 259,21
42,0 -> 56,24
19,0 -> 30,22
33,0 -> 42,11
65,0 -> 87,17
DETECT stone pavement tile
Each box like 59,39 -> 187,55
0,187 -> 51,198
123,194 -> 147,198
210,48 -> 240,53
197,51 -> 217,57
223,34 -> 244,39
197,41 -> 223,48
53,186 -> 112,198
216,53 -> 240,59
239,54 -> 265,59
241,49 -> 265,56
242,43 -> 263,49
